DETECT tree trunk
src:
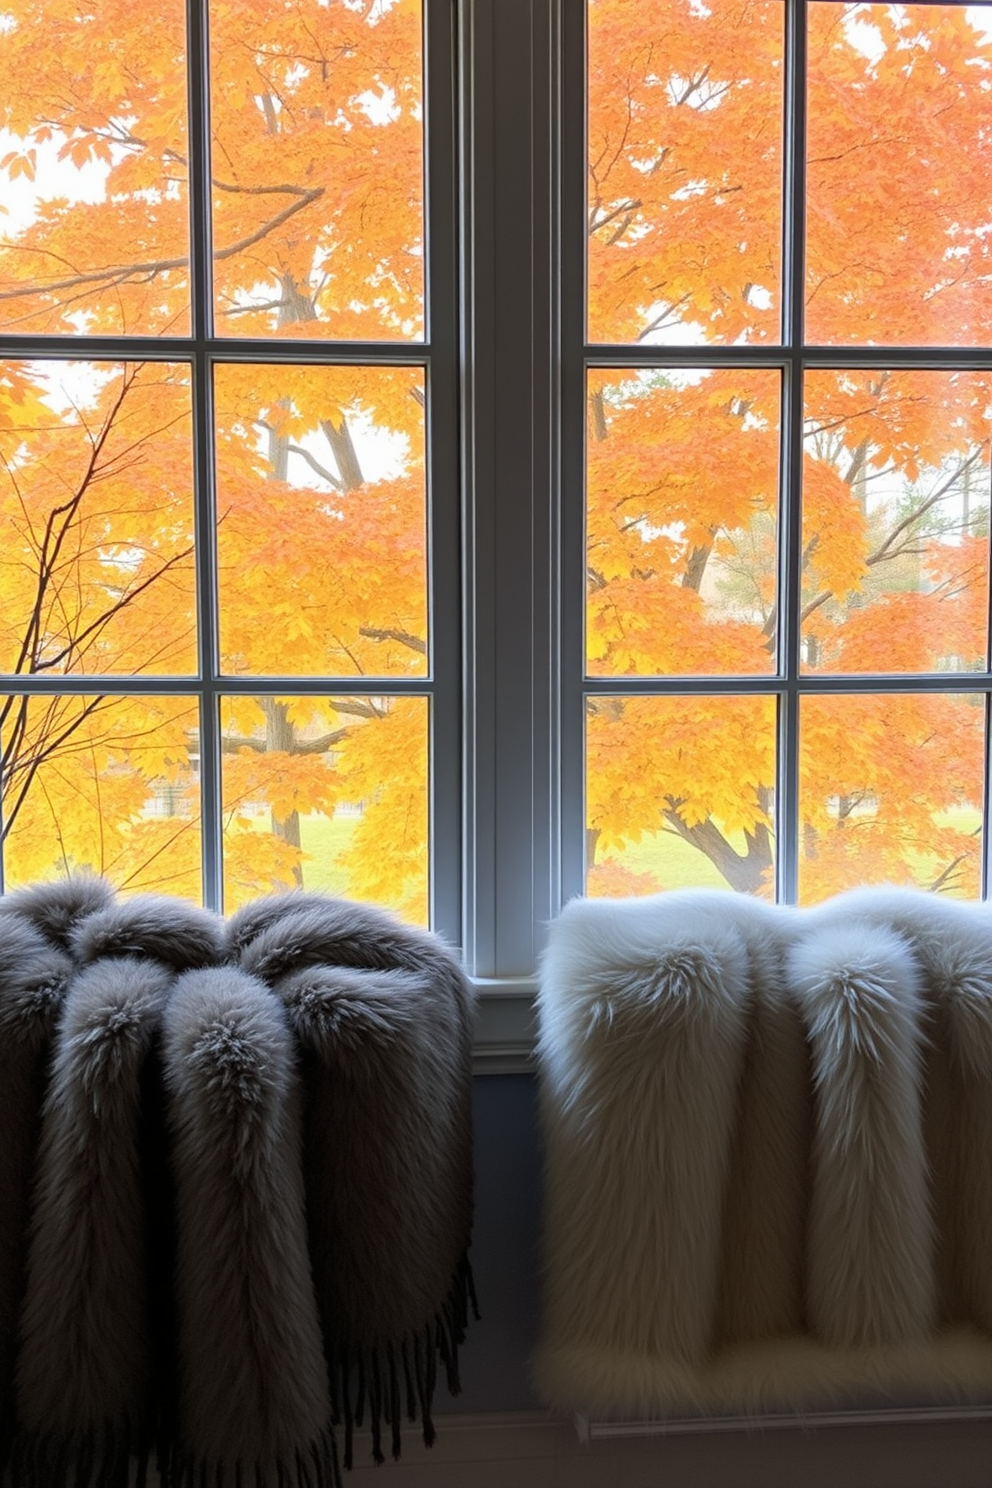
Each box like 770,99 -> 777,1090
662,802 -> 773,894
261,696 -> 303,884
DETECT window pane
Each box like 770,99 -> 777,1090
0,0 -> 190,335
801,369 -> 991,675
587,0 -> 784,346
799,692 -> 984,902
585,693 -> 777,896
0,362 -> 197,677
806,3 -> 992,347
587,368 -> 780,676
1,693 -> 201,897
220,693 -> 428,921
210,0 -> 424,341
215,363 -> 427,678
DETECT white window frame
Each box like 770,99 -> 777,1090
0,0 -> 463,938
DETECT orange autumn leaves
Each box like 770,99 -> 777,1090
1,0 -> 991,914
0,0 -> 423,338
0,353 -> 431,914
0,0 -> 429,915
584,0 -> 992,904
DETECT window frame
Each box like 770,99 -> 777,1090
0,0 -> 463,936
559,0 -> 992,917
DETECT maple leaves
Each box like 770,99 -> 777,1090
208,0 -> 424,337
0,0 -> 429,913
586,0 -> 992,904
587,0 -> 783,346
806,3 -> 992,346
1,0 -> 991,915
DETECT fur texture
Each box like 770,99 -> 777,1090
539,894 -> 753,1369
812,889 -> 992,1332
715,911 -> 810,1346
536,887 -> 992,1419
0,875 -> 115,953
233,893 -> 477,1468
161,967 -> 335,1487
71,892 -> 225,971
790,917 -> 933,1347
1,877 -> 476,1484
0,909 -> 76,1459
14,956 -> 174,1482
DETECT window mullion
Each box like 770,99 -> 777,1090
461,0 -> 560,978
777,0 -> 810,905
185,0 -> 222,909
559,0 -> 587,912
425,0 -> 462,944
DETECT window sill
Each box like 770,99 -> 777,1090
470,978 -> 537,1074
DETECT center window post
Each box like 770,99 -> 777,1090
460,0 -> 564,1063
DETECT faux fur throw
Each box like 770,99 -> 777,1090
227,893 -> 477,1470
536,887 -> 992,1419
0,879 -> 476,1487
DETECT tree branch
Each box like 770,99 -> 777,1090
0,188 -> 325,303
358,626 -> 427,655
286,443 -> 343,490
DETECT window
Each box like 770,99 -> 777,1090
569,0 -> 992,911
2,0 -> 991,1002
0,0 -> 460,934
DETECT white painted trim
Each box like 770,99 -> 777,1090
471,978 -> 537,1072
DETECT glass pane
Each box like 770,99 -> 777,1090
0,0 -> 190,335
585,693 -> 777,897
210,0 -> 424,341
1,693 -> 201,897
799,692 -> 984,902
587,0 -> 784,346
801,370 -> 991,675
806,3 -> 992,346
587,368 -> 781,676
0,362 -> 197,677
215,363 -> 427,678
220,693 -> 428,921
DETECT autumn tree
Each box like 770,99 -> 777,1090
2,0 -> 991,912
0,0 -> 430,915
584,0 -> 992,902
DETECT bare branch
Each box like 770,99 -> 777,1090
286,443 -> 343,490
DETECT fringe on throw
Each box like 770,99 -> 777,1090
331,1253 -> 480,1469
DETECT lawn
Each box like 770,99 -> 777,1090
255,803 -> 984,906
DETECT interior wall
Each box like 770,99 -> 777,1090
440,1073 -> 543,1413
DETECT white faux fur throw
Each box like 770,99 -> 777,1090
536,888 -> 992,1419
0,879 -> 476,1487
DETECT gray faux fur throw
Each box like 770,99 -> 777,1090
0,879 -> 476,1487
536,887 -> 992,1419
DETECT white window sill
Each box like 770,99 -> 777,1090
470,978 -> 537,1073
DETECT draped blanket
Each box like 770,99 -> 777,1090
0,880 -> 476,1487
535,888 -> 992,1419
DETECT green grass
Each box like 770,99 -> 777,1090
235,810 -> 358,896
604,827 -> 736,891
252,803 -> 986,904
597,805 -> 985,899
297,812 -> 358,895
